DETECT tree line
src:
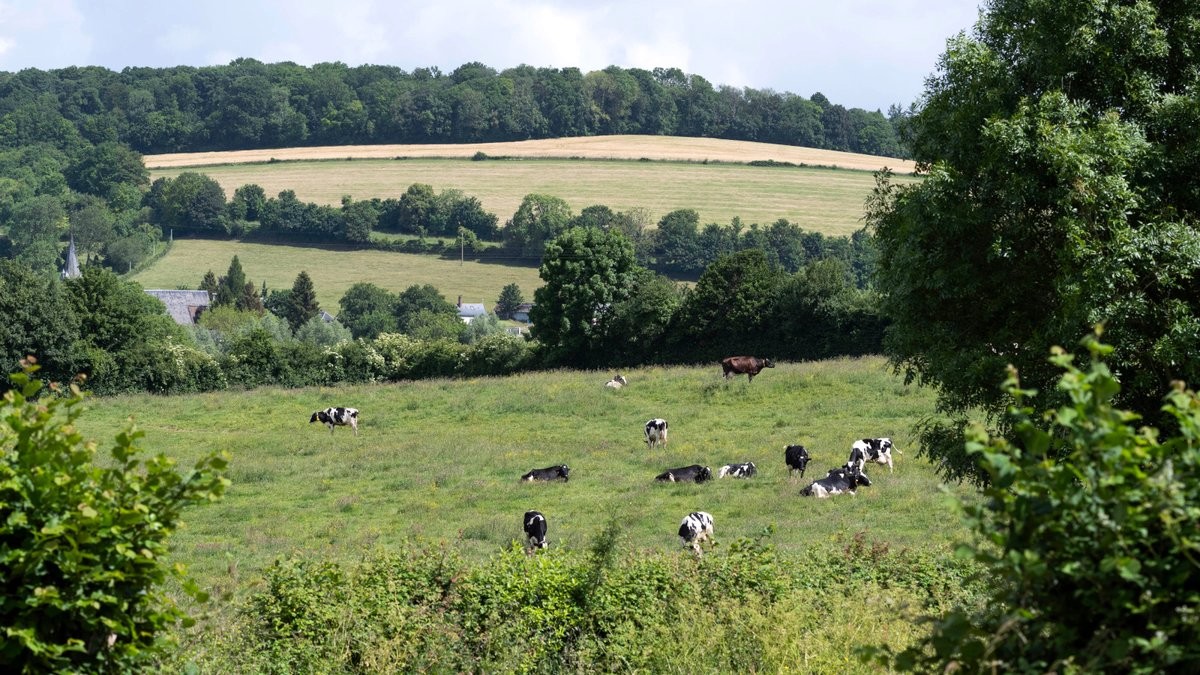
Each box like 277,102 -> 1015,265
0,60 -> 907,157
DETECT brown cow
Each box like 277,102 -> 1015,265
721,356 -> 775,382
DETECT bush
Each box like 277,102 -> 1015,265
0,365 -> 228,671
881,334 -> 1200,673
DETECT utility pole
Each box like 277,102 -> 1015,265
460,231 -> 464,266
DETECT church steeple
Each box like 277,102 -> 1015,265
61,235 -> 81,280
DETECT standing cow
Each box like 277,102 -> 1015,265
784,444 -> 812,477
721,356 -> 775,382
644,418 -> 669,449
309,407 -> 359,435
851,437 -> 898,473
678,511 -> 715,555
523,510 -> 548,551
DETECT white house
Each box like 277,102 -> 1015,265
456,296 -> 488,324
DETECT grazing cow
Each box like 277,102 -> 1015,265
718,461 -> 757,478
852,437 -> 897,473
521,465 -> 570,482
644,418 -> 669,449
678,511 -> 715,555
784,445 -> 812,478
801,465 -> 871,497
605,374 -> 628,389
655,464 -> 713,483
523,511 -> 548,551
309,407 -> 359,435
721,356 -> 775,382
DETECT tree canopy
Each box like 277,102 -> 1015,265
868,0 -> 1200,484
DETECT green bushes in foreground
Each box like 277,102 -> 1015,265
170,529 -> 984,673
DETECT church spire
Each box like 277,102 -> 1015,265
61,234 -> 81,280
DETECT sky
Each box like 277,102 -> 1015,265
0,0 -> 982,112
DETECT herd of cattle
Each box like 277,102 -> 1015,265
309,356 -> 899,555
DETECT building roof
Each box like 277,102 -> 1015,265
457,302 -> 487,318
319,310 -> 337,323
61,236 -> 81,280
144,290 -> 211,326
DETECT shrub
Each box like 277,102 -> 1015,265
881,334 -> 1200,673
0,365 -> 228,671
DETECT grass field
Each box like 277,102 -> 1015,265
147,136 -> 920,237
130,239 -> 544,310
75,357 -> 974,592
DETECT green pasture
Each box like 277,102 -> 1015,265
150,158 -> 909,237
129,239 -> 543,310
76,357 -> 975,593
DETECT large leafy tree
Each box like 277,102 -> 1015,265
494,283 -> 524,320
64,141 -> 149,209
868,0 -> 1200,484
530,226 -> 638,365
503,194 -> 573,257
282,271 -> 320,332
0,260 -> 81,382
393,284 -> 457,333
671,249 -> 784,362
338,282 -> 399,339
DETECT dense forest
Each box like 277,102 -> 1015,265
0,60 -> 906,157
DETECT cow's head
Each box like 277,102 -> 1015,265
558,465 -> 570,477
309,412 -> 320,424
851,469 -> 872,488
762,358 -> 775,368
697,466 -> 713,483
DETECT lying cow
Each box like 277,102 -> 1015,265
644,418 -> 669,449
718,461 -> 757,478
784,444 -> 811,478
801,465 -> 871,498
851,437 -> 897,473
521,465 -> 570,482
605,374 -> 628,389
309,407 -> 359,435
721,356 -> 775,382
655,464 -> 713,483
678,511 -> 715,555
523,510 -> 548,551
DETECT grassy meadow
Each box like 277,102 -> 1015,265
130,239 -> 544,309
75,357 -> 974,592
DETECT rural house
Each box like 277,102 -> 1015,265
144,289 -> 211,326
512,302 -> 534,323
457,296 -> 488,323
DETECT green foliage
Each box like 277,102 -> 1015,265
151,172 -> 227,233
599,268 -> 684,365
530,226 -> 638,366
282,270 -> 320,333
293,315 -> 351,349
337,282 -> 399,339
652,208 -> 702,269
503,193 -> 573,257
213,255 -> 246,309
672,249 -> 785,361
8,195 -> 66,275
64,142 -> 148,209
459,312 -> 503,344
0,366 -> 228,671
198,270 -> 218,298
393,283 -> 457,333
882,336 -> 1200,673
493,282 -> 524,320
868,0 -> 1200,484
0,259 -> 81,383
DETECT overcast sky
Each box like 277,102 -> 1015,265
0,0 -> 982,112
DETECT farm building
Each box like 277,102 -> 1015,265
318,309 -> 337,324
457,296 -> 488,324
512,303 -> 534,323
144,289 -> 211,326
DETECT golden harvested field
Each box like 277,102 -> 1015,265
131,239 -> 543,310
146,136 -> 917,237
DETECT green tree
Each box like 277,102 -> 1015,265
882,335 -> 1200,673
503,193 -> 573,257
652,208 -> 702,271
215,256 -> 246,308
64,141 -> 149,209
8,195 -> 66,275
0,260 -> 81,382
494,283 -> 524,319
283,271 -> 320,332
68,198 -> 115,265
600,269 -> 685,365
0,366 -> 228,671
394,284 -> 457,333
341,197 -> 378,243
530,227 -> 638,365
396,183 -> 436,234
229,183 -> 267,222
199,269 -> 219,299
156,172 -> 227,233
337,282 -> 399,339
671,249 -> 784,361
866,0 -> 1200,484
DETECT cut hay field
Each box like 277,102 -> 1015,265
129,239 -> 543,309
75,357 -> 974,592
147,136 -> 919,236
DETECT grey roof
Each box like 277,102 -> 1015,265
457,302 -> 487,318
61,236 -> 81,279
319,310 -> 337,323
144,290 -> 211,326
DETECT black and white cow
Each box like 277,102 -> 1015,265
605,374 -> 628,389
655,465 -> 713,483
644,418 -> 669,449
521,465 -> 571,482
678,511 -> 715,555
523,510 -> 548,551
784,444 -> 811,478
851,437 -> 897,473
801,465 -> 871,498
718,461 -> 757,478
309,407 -> 359,435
